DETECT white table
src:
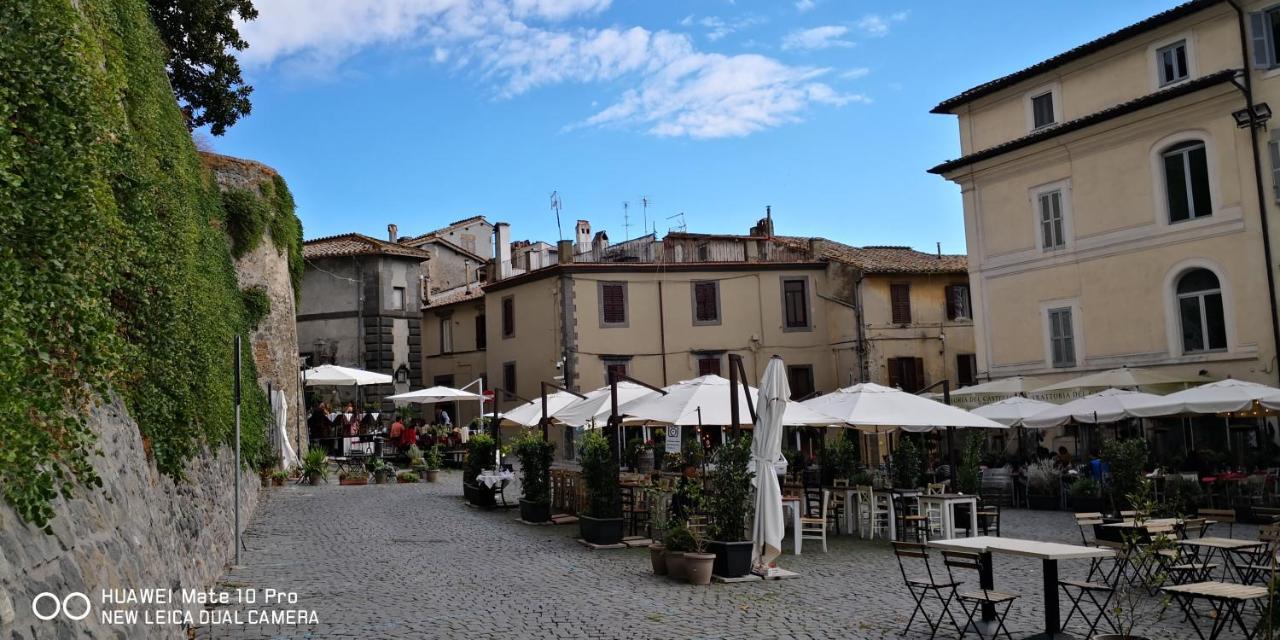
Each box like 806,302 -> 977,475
781,496 -> 802,555
918,494 -> 978,540
929,536 -> 1113,639
475,470 -> 514,488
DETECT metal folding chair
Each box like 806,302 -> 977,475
891,541 -> 963,640
942,550 -> 1019,640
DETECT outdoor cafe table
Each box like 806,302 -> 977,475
781,496 -> 803,555
476,469 -> 514,488
930,536 -> 1113,639
917,493 -> 979,540
1162,581 -> 1270,640
1178,537 -> 1265,582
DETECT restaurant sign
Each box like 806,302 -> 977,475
665,426 -> 681,453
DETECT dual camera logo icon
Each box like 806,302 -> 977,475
32,592 -> 91,621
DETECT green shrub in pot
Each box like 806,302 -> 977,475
578,430 -> 623,545
706,435 -> 754,578
513,429 -> 555,523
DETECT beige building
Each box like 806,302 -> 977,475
930,0 -> 1280,391
422,219 -> 975,462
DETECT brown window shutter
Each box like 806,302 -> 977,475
944,285 -> 956,320
891,283 -> 911,324
887,358 -> 901,390
502,298 -> 514,336
912,358 -> 925,393
602,284 -> 626,324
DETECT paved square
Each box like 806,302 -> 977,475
200,473 -> 1208,639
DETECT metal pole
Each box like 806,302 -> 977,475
234,335 -> 242,566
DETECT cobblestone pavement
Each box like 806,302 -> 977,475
199,473 -> 1232,639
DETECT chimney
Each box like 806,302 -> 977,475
750,206 -> 774,237
557,240 -> 574,264
387,223 -> 398,243
575,220 -> 591,252
494,222 -> 512,279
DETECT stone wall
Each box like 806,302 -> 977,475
203,152 -> 305,456
0,397 -> 261,639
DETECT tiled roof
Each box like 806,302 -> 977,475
424,285 -> 484,309
303,233 -> 433,259
778,237 -> 967,274
407,234 -> 485,261
931,0 -> 1224,114
928,69 -> 1236,175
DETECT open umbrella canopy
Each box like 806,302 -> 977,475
1032,366 -> 1198,393
1128,378 -> 1280,417
302,364 -> 393,386
1022,388 -> 1165,429
951,376 -> 1038,397
621,375 -> 836,427
971,396 -> 1058,427
386,386 -> 485,405
501,391 -> 582,427
551,381 -> 660,427
799,382 -> 1006,432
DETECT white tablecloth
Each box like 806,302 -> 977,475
476,470 -> 514,488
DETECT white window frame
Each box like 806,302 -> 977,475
1150,36 -> 1195,89
439,314 -> 453,354
1149,131 -> 1218,227
1250,7 -> 1280,70
1024,82 -> 1061,132
1029,179 -> 1072,252
1040,298 -> 1082,369
391,286 -> 406,311
1162,259 -> 1235,357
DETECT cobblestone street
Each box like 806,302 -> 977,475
200,473 -> 1207,640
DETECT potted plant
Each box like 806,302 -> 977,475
270,470 -> 289,487
684,527 -> 715,586
464,434 -> 497,507
1103,439 -> 1148,516
648,494 -> 669,575
367,458 -> 392,484
338,469 -> 369,485
423,445 -> 443,483
819,437 -> 859,486
663,525 -> 695,581
406,444 -> 424,471
301,448 -> 328,486
578,430 -> 624,545
1026,460 -> 1061,510
396,471 -> 419,484
513,430 -> 555,523
706,435 -> 754,578
1068,477 -> 1104,513
956,432 -> 984,494
892,437 -> 923,489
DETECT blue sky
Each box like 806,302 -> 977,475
210,0 -> 1186,253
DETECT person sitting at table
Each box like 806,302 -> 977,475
389,415 -> 404,442
400,418 -> 417,449
1054,446 -> 1073,471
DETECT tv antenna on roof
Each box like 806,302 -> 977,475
550,191 -> 564,241
622,201 -> 631,240
640,196 -> 652,237
667,211 -> 686,233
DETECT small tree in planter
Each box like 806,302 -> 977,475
1026,460 -> 1061,510
956,432 -> 984,494
892,437 -> 923,489
301,448 -> 328,486
423,445 -> 443,483
663,525 -> 696,581
705,435 -> 754,578
1103,438 -> 1148,516
464,434 -> 497,507
819,437 -> 858,486
513,430 -> 555,523
578,430 -> 623,545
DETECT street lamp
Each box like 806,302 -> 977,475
1233,102 -> 1272,128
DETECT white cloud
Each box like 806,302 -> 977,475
795,0 -> 816,12
855,11 -> 908,37
839,67 -> 870,80
781,25 -> 854,51
237,0 -> 854,139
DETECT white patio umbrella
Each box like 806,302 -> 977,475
552,381 -> 660,427
302,364 -> 393,386
1032,366 -> 1197,393
621,375 -> 836,427
972,396 -> 1059,428
1021,388 -> 1164,429
501,391 -> 582,427
951,376 -> 1039,397
800,383 -> 1007,432
1128,378 -> 1280,417
751,357 -> 787,574
386,386 -> 485,405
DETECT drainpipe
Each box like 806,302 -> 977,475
852,272 -> 869,383
1230,1 -> 1280,385
657,280 -> 668,385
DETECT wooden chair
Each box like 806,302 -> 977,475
1239,524 -> 1280,585
1198,508 -> 1235,538
891,542 -> 963,640
897,494 -> 930,542
1074,512 -> 1105,546
1179,517 -> 1209,539
829,479 -> 849,534
800,489 -> 830,552
924,483 -> 947,536
1148,523 -> 1217,589
853,485 -> 874,538
942,550 -> 1019,640
977,499 -> 1001,537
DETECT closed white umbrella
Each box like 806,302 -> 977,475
501,391 -> 582,427
621,375 -> 836,426
1032,366 -> 1197,393
272,389 -> 300,470
386,386 -> 485,405
751,357 -> 787,573
302,364 -> 393,386
800,382 -> 1007,432
1021,388 -> 1164,429
552,381 -> 660,427
972,396 -> 1058,428
1129,378 -> 1279,416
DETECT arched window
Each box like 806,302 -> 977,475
1162,140 -> 1211,222
1177,268 -> 1226,352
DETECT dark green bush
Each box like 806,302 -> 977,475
222,187 -> 270,258
513,430 -> 554,504
241,286 -> 270,329
464,433 -> 495,487
706,435 -> 753,542
579,430 -> 621,518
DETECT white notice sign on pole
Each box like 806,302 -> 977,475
665,426 -> 681,454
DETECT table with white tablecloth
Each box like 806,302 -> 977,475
476,470 -> 514,488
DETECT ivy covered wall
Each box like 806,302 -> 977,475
0,0 -> 300,528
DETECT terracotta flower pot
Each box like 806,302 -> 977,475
665,551 -> 687,581
684,553 -> 715,585
649,543 -> 667,575
425,469 -> 439,482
